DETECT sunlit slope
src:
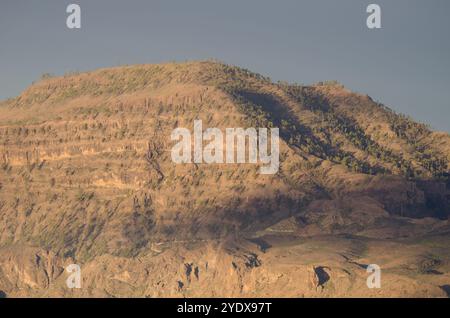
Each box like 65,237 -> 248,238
0,61 -> 449,263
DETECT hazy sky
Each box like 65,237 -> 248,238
1,0 -> 449,131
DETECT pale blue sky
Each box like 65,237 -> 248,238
1,0 -> 449,131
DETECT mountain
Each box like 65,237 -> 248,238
0,61 -> 449,297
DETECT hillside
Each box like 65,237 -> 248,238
0,61 -> 449,297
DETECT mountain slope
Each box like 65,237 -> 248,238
0,61 -> 449,297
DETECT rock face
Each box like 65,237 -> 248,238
0,61 -> 449,297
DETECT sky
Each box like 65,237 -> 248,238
0,0 -> 449,132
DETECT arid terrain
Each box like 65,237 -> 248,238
0,61 -> 449,297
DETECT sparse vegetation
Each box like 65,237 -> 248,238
0,61 -> 449,297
